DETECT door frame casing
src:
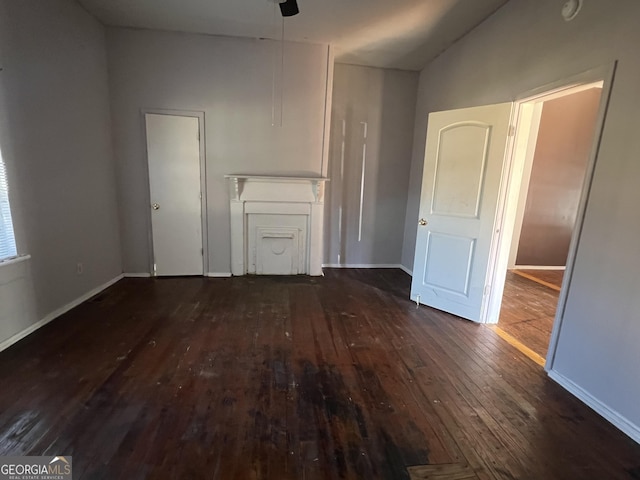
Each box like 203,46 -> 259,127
141,108 -> 208,276
482,62 -> 617,373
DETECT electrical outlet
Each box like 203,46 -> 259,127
76,262 -> 83,275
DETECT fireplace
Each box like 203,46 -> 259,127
225,175 -> 329,276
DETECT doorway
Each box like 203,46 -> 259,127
410,64 -> 615,372
409,97 -> 587,325
145,111 -> 206,276
489,78 -> 609,366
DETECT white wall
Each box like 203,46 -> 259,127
0,0 -> 122,336
402,0 -> 640,439
325,64 -> 418,266
515,88 -> 601,267
0,258 -> 37,350
107,28 -> 330,275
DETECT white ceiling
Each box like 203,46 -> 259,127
76,0 -> 509,71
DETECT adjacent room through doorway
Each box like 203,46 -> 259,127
494,83 -> 604,365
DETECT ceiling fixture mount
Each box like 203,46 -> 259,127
561,0 -> 582,22
279,0 -> 299,17
268,0 -> 299,17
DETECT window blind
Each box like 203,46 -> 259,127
0,155 -> 17,260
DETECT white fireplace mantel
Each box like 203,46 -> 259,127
225,175 -> 329,276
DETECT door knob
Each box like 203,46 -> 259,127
152,203 -> 160,210
418,218 -> 428,226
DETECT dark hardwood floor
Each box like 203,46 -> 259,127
513,269 -> 564,291
498,271 -> 559,359
0,269 -> 639,479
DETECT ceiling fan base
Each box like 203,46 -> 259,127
279,0 -> 299,17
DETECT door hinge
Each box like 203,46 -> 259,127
484,285 -> 491,296
197,130 -> 200,141
508,124 -> 516,137
201,248 -> 204,256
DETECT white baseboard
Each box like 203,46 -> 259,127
322,263 -> 404,269
399,264 -> 413,276
126,272 -> 233,278
0,274 -> 124,353
513,265 -> 566,270
548,369 -> 640,445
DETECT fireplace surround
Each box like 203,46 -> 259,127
225,175 -> 329,276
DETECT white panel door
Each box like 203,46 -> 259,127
146,113 -> 203,276
411,103 -> 512,322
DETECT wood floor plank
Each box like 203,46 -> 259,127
498,271 -> 559,358
0,272 -> 639,479
513,269 -> 564,290
408,463 -> 480,480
